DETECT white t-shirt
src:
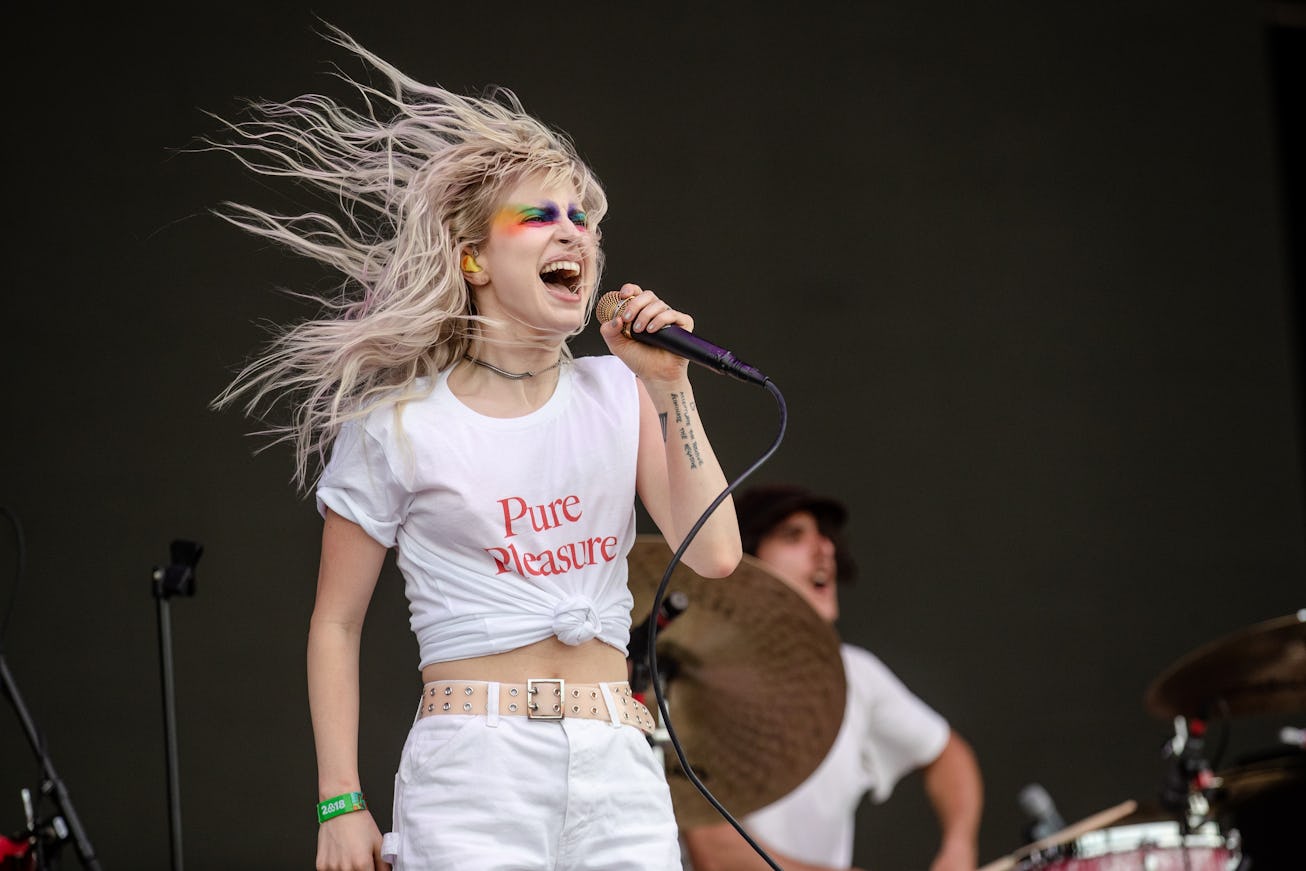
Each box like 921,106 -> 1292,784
316,355 -> 641,669
740,644 -> 951,868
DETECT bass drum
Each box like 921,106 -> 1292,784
1029,820 -> 1241,871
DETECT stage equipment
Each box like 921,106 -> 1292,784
983,797 -> 1245,871
0,506 -> 101,870
978,801 -> 1140,871
152,539 -> 202,871
595,291 -> 769,386
0,659 -> 102,871
625,535 -> 846,828
1144,610 -> 1306,719
1143,610 -> 1306,870
981,611 -> 1306,871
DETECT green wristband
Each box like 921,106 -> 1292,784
317,791 -> 367,824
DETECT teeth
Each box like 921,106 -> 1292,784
541,260 -> 581,276
541,260 -> 583,296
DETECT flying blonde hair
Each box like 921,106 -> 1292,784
207,23 -> 608,489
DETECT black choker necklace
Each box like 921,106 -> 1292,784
463,353 -> 563,380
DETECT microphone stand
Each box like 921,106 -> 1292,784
0,653 -> 102,870
152,540 -> 201,871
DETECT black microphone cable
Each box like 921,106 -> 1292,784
641,377 -> 789,871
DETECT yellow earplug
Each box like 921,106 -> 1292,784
461,253 -> 482,274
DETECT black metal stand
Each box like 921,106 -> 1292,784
0,653 -> 102,870
151,540 -> 200,871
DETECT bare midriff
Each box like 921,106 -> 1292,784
419,636 -> 629,686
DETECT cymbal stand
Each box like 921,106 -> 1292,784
0,653 -> 101,870
629,590 -> 689,763
152,539 -> 201,871
634,651 -> 680,767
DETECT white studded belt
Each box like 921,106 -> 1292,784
417,678 -> 657,734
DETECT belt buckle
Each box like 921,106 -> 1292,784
527,678 -> 565,720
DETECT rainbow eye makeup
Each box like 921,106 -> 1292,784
519,204 -> 559,224
491,201 -> 589,233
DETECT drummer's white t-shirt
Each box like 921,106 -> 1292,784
740,644 -> 951,868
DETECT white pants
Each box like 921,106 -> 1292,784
382,713 -> 682,870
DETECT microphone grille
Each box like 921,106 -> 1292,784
1017,783 -> 1056,818
594,291 -> 625,324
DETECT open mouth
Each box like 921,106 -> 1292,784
540,260 -> 583,297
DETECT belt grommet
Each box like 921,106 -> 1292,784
572,688 -> 580,698
509,688 -> 519,696
590,690 -> 597,699
444,686 -> 453,696
428,687 -> 436,696
426,703 -> 434,713
442,702 -> 451,711
464,702 -> 472,712
509,703 -> 518,712
464,686 -> 473,696
591,706 -> 599,714
572,705 -> 580,713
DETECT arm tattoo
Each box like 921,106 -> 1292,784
668,391 -> 705,470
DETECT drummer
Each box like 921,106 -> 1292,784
681,484 -> 984,871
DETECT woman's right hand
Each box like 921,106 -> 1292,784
316,810 -> 387,871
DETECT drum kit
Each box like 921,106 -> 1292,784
982,610 -> 1305,871
625,538 -> 1303,871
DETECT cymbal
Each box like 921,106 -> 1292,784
1211,751 -> 1306,811
626,535 -> 846,828
1144,611 -> 1306,719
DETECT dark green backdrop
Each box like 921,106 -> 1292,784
2,3 -> 1303,870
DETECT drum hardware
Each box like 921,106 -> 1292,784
627,587 -> 690,767
624,535 -> 847,829
985,800 -> 1244,871
1158,714 -> 1222,831
981,612 -> 1306,871
978,800 -> 1139,871
1141,610 -> 1306,870
628,588 -> 689,698
1205,751 -> 1304,871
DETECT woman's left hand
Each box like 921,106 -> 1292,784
598,284 -> 693,384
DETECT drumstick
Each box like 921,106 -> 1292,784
976,800 -> 1139,871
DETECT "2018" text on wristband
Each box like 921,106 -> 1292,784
316,791 -> 367,824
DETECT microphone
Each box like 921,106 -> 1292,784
1017,783 -> 1066,844
595,291 -> 769,386
628,589 -> 690,696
